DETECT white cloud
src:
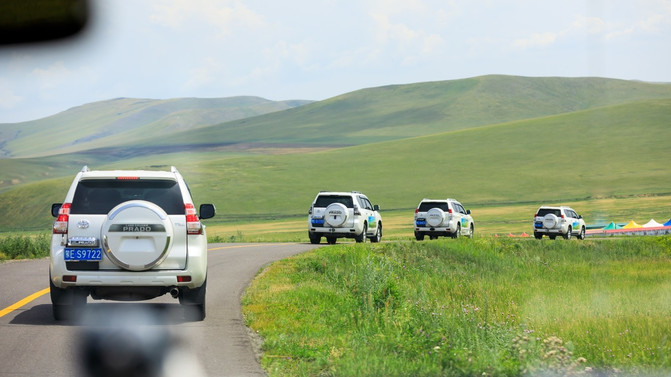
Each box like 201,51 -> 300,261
0,80 -> 23,110
513,32 -> 558,49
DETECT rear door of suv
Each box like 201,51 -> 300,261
67,177 -> 188,270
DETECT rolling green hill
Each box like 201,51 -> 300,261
1,97 -> 669,231
123,75 -> 671,150
0,96 -> 311,158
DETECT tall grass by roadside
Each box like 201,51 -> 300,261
242,237 -> 671,376
0,233 -> 50,260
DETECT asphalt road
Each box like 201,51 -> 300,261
0,242 -> 321,376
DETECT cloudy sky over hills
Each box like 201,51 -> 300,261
1,0 -> 670,123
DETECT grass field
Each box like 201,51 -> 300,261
242,237 -> 671,376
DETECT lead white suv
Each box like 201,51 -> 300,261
414,198 -> 474,240
533,206 -> 585,240
308,191 -> 382,244
49,166 -> 215,321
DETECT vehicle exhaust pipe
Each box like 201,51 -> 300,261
170,287 -> 180,298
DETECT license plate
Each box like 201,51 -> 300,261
64,248 -> 103,261
416,220 -> 426,226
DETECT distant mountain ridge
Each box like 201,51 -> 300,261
0,96 -> 313,158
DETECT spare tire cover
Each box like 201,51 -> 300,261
324,203 -> 349,227
543,214 -> 558,229
426,208 -> 446,227
102,200 -> 174,271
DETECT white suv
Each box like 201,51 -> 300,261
414,198 -> 474,240
308,191 -> 382,244
49,166 -> 215,321
533,206 -> 585,240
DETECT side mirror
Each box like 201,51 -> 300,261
199,204 -> 216,220
51,203 -> 62,217
467,209 -> 471,215
374,204 -> 380,211
578,215 -> 582,219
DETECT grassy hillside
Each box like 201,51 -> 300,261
127,75 -> 671,149
0,96 -> 311,158
1,98 -> 669,232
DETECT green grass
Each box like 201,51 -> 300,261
0,233 -> 50,260
242,237 -> 671,376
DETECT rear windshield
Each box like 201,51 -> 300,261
314,195 -> 354,208
537,208 -> 561,217
70,179 -> 184,215
418,202 -> 449,212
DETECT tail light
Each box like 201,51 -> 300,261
414,208 -> 419,214
447,209 -> 453,214
353,206 -> 361,216
53,203 -> 71,234
185,203 -> 202,235
534,213 -> 539,218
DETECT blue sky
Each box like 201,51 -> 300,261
1,0 -> 670,123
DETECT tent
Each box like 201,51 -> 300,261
602,222 -> 621,230
665,219 -> 671,227
642,219 -> 663,228
622,220 -> 642,229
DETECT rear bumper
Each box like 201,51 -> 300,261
50,236 -> 207,291
309,224 -> 364,238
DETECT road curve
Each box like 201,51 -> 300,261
0,242 -> 321,376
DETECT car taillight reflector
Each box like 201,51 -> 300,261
53,203 -> 71,234
63,275 -> 77,282
185,203 -> 202,235
177,276 -> 192,283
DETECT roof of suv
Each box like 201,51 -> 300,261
79,169 -> 179,180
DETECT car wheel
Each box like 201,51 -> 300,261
534,232 -> 543,240
563,226 -> 572,240
356,223 -> 367,243
451,224 -> 461,239
549,235 -> 556,240
50,276 -> 86,321
308,233 -> 321,244
326,237 -> 336,245
415,232 -> 425,241
370,223 -> 381,243
578,226 -> 586,240
180,278 -> 206,321
467,223 -> 474,238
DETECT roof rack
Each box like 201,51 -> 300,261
81,166 -> 90,172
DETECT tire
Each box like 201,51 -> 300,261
451,224 -> 461,239
563,226 -> 572,240
578,226 -> 586,240
534,232 -> 543,240
549,235 -> 557,240
467,223 -> 474,239
543,214 -> 558,229
426,208 -> 446,227
308,233 -> 321,244
102,200 -> 174,271
326,237 -> 337,245
324,203 -> 349,227
370,223 -> 381,243
180,278 -> 206,321
415,232 -> 425,241
50,277 -> 87,321
355,223 -> 367,243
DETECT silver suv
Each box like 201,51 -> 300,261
50,166 -> 215,321
414,198 -> 474,240
533,206 -> 585,240
308,191 -> 382,244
